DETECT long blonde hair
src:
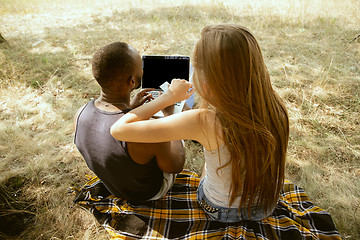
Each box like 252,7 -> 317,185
193,24 -> 289,213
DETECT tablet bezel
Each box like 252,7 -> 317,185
141,55 -> 190,90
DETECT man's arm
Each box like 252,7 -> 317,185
127,141 -> 185,174
74,105 -> 185,173
127,88 -> 185,173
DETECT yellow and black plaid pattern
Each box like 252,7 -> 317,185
72,170 -> 341,239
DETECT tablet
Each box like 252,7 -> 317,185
142,55 -> 190,89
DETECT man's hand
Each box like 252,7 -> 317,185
130,88 -> 154,109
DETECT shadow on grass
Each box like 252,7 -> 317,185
0,177 -> 35,238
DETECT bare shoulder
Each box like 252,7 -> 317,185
127,141 -> 184,173
180,108 -> 213,122
177,108 -> 214,131
161,108 -> 207,127
189,109 -> 223,151
195,109 -> 217,129
199,108 -> 216,122
126,142 -> 159,164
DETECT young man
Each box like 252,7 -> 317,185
74,42 -> 185,202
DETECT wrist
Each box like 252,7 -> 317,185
158,91 -> 176,106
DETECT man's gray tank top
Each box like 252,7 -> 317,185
74,101 -> 163,201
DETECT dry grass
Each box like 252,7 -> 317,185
0,0 -> 359,239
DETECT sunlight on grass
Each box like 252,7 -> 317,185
0,0 -> 359,239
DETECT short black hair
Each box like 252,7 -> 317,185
92,42 -> 135,88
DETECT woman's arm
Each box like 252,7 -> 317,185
111,108 -> 205,144
110,79 -> 221,150
119,79 -> 194,123
110,79 -> 201,143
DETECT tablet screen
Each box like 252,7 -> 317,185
142,55 -> 190,89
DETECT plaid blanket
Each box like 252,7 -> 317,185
72,170 -> 341,239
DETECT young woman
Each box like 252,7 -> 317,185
111,24 -> 289,222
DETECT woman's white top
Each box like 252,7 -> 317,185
202,144 -> 242,208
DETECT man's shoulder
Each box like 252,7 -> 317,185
73,103 -> 89,132
126,142 -> 160,165
76,103 -> 88,116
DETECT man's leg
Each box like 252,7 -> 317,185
148,172 -> 176,201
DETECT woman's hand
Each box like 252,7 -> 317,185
164,79 -> 194,103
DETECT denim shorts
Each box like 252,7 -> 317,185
197,179 -> 274,222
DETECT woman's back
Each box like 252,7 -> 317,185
202,144 -> 241,208
192,24 -> 289,215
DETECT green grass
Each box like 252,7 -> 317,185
0,0 -> 359,239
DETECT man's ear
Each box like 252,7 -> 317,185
127,76 -> 135,87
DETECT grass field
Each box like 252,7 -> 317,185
0,0 -> 359,239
